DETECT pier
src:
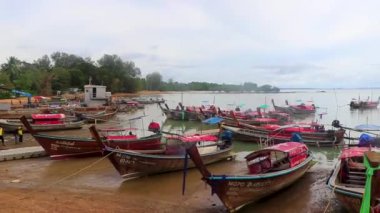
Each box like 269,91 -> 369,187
0,146 -> 46,162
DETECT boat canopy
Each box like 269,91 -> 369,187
246,142 -> 308,171
355,124 -> 380,131
340,147 -> 371,159
245,142 -> 308,160
165,134 -> 218,143
31,114 -> 65,120
202,117 -> 224,124
293,104 -> 315,110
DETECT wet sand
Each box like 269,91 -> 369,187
0,145 -> 347,212
0,104 -> 350,212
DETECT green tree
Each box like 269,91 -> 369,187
34,55 -> 52,71
52,67 -> 71,92
146,72 -> 162,90
1,56 -> 22,83
243,82 -> 257,91
51,52 -> 85,69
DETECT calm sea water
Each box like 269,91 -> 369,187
116,89 -> 380,212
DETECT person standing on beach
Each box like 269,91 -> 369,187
0,127 -> 4,145
14,129 -> 18,144
17,127 -> 23,143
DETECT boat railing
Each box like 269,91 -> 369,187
258,136 -> 275,148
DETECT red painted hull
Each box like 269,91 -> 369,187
222,125 -> 345,146
32,133 -> 162,159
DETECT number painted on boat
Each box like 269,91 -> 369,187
51,141 -> 81,151
228,181 -> 271,189
119,158 -> 136,165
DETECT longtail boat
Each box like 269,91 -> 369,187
221,116 -> 345,146
327,147 -> 380,212
350,97 -> 379,109
75,108 -> 119,123
20,116 -> 162,159
94,132 -> 234,180
0,113 -> 83,132
186,142 -> 313,211
272,99 -> 316,115
158,103 -> 205,121
271,99 -> 292,114
217,108 -> 291,126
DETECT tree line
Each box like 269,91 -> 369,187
0,52 -> 279,98
146,72 -> 280,93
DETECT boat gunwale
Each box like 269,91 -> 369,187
327,159 -> 364,199
207,154 -> 313,181
106,145 -> 234,159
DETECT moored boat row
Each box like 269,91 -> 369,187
6,94 -> 380,212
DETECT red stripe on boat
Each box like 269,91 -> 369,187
32,114 -> 65,120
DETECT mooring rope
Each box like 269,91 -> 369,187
42,152 -> 113,189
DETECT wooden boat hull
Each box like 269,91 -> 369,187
273,105 -> 292,114
327,160 -> 363,213
350,101 -> 379,109
0,120 -> 84,132
31,133 -> 162,159
289,107 -> 315,115
222,125 -> 345,146
208,156 -> 312,211
204,155 -> 312,211
105,146 -> 234,180
158,104 -> 205,121
78,109 -> 118,123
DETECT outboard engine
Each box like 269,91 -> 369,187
148,122 -> 161,133
220,130 -> 233,148
331,120 -> 341,128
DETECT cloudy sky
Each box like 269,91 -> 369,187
1,0 -> 380,88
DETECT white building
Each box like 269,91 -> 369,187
84,84 -> 112,107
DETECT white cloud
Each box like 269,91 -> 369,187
1,0 -> 380,88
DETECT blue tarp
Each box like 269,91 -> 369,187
291,133 -> 303,142
355,124 -> 380,131
359,133 -> 380,147
202,117 -> 224,124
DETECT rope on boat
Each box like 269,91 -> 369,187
42,152 -> 113,189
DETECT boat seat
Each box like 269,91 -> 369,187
346,166 -> 366,186
348,158 -> 365,170
347,179 -> 366,185
247,157 -> 272,174
347,175 -> 366,180
349,171 -> 366,175
343,183 -> 366,188
270,158 -> 290,171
